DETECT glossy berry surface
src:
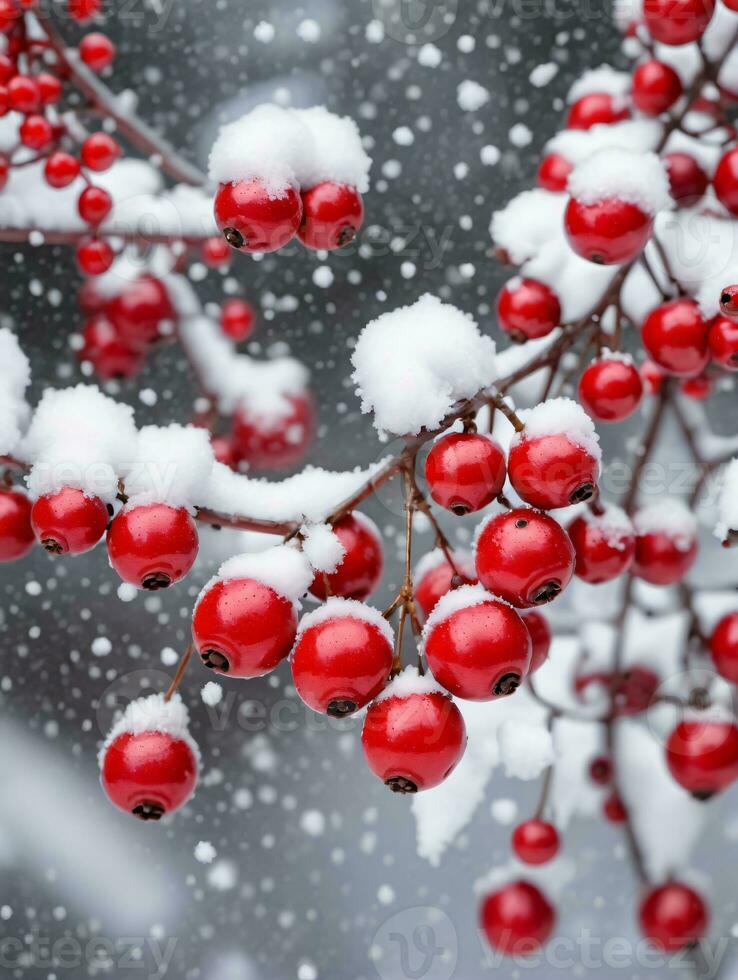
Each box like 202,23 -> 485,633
643,0 -> 715,45
565,197 -> 652,265
708,316 -> 738,370
106,275 -> 175,350
425,433 -> 506,515
424,596 -> 531,700
633,526 -> 697,586
568,513 -> 636,584
566,93 -> 629,129
508,432 -> 599,510
192,577 -> 296,677
603,791 -> 628,823
31,487 -> 109,556
578,357 -> 643,422
719,284 -> 738,321
76,237 -> 114,275
308,513 -> 383,601
19,114 -> 53,150
664,152 -> 709,207
639,883 -> 708,951
79,32 -> 116,72
220,298 -> 255,342
709,613 -> 738,682
480,881 -> 556,956
522,610 -> 551,674
475,509 -> 576,608
298,181 -> 364,250
497,278 -> 561,342
79,314 -> 143,380
232,393 -> 314,470
291,613 -> 393,716
362,691 -> 466,793
666,719 -> 738,799
81,132 -> 120,171
414,556 -> 475,623
214,178 -> 302,253
101,730 -> 197,820
512,820 -> 560,865
0,489 -> 34,561
78,185 -> 113,225
641,299 -> 709,377
537,152 -> 572,192
107,503 -> 199,590
632,60 -> 682,115
714,147 -> 738,215
589,755 -> 613,785
45,151 -> 81,188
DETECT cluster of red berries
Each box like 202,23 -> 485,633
214,178 -> 364,254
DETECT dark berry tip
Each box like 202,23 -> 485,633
691,789 -> 716,803
531,580 -> 561,605
201,649 -> 229,673
450,502 -> 471,517
326,698 -> 357,718
570,482 -> 595,504
337,225 -> 357,247
41,537 -> 64,555
494,672 -> 521,697
132,801 -> 165,821
141,571 -> 171,591
515,518 -> 529,529
386,776 -> 418,794
224,227 -> 245,249
721,292 -> 731,306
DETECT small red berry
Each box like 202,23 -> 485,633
719,284 -> 738,321
423,585 -> 532,700
308,513 -> 383,602
45,151 -> 81,188
643,0 -> 715,45
522,610 -> 551,674
0,153 -> 8,190
497,277 -> 561,342
78,185 -> 112,225
291,602 -> 393,716
709,612 -> 738,682
220,298 -> 255,342
640,358 -> 664,394
0,488 -> 34,561
537,152 -> 572,192
565,196 -> 652,265
508,432 -> 600,510
298,181 -> 364,250
68,0 -> 101,21
0,56 -> 15,85
362,679 -> 466,793
633,504 -> 698,585
81,132 -> 120,171
589,755 -> 612,785
107,504 -> 199,590
76,237 -> 114,275
512,819 -> 560,865
19,114 -> 53,150
79,32 -> 116,72
201,236 -> 231,268
664,152 -> 709,207
579,356 -> 643,422
714,147 -> 738,215
232,392 -> 314,470
666,717 -> 738,799
567,93 -> 630,130
31,487 -> 108,555
0,0 -> 19,32
210,434 -> 238,468
709,315 -> 738,370
425,432 -> 506,515
480,881 -> 556,956
192,576 -> 297,677
680,374 -> 711,400
7,74 -> 40,113
632,59 -> 683,115
641,298 -> 709,377
106,275 -> 175,350
603,790 -> 627,823
0,85 -> 8,119
639,883 -> 709,952
214,178 -> 302,253
37,72 -> 62,105
79,314 -> 143,380
475,509 -> 576,608
414,551 -> 476,623
568,507 -> 636,584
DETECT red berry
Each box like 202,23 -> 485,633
79,32 -> 116,72
640,358 -> 665,394
641,298 -> 709,377
580,665 -> 658,715
719,284 -> 738,320
106,275 -> 175,350
680,374 -> 711,400
709,612 -> 738,682
308,513 -> 383,602
522,610 -> 551,674
414,551 -> 476,623
714,147 -> 738,215
423,586 -> 531,700
565,196 -> 652,265
589,755 -> 612,785
632,59 -> 682,115
666,717 -> 738,799
192,577 -> 297,677
78,278 -> 106,315
107,504 -> 199,590
0,55 -> 15,84
475,509 -> 576,608
19,113 -> 53,150
81,132 -> 120,171
568,507 -> 636,584
291,603 -> 393,716
201,236 -> 231,268
639,883 -> 708,951
68,0 -> 100,20
220,298 -> 255,342
214,178 -> 302,253
78,185 -> 112,225
567,93 -> 630,130
362,682 -> 466,793
663,152 -> 709,207
709,315 -> 738,370
210,434 -> 238,469
298,181 -> 364,250
31,487 -> 108,555
537,152 -> 572,192
603,790 -> 628,822
0,488 -> 34,561
0,153 -> 8,190
7,74 -> 39,112
497,277 -> 561,342
512,819 -> 560,865
425,433 -> 506,515
79,314 -> 143,380
76,237 -> 114,275
45,151 -> 80,188
643,0 -> 715,45
0,0 -> 19,32
632,503 -> 697,585
508,432 -> 600,510
579,356 -> 643,422
232,392 -> 314,470
37,71 -> 62,105
480,881 -> 556,956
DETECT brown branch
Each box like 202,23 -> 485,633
164,644 -> 193,702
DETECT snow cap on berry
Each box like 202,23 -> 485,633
0,328 -> 31,458
296,596 -> 395,646
567,65 -> 632,102
121,424 -> 215,510
546,119 -> 662,167
208,544 -> 314,609
300,522 -> 346,574
422,583 -> 504,637
715,458 -> 738,541
414,546 -> 475,582
351,294 -> 497,436
98,692 -> 201,769
634,499 -> 698,550
567,148 -> 672,215
22,384 -> 138,503
373,665 -> 449,703
514,396 -> 602,463
575,503 -> 634,550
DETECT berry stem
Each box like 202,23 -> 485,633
164,643 -> 194,702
